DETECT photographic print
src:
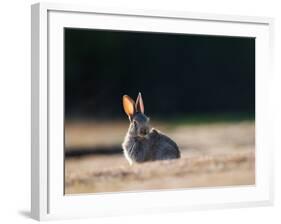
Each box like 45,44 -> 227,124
64,28 -> 255,194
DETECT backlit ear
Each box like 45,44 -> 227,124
135,92 -> 144,114
123,95 -> 135,119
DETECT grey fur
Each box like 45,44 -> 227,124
122,94 -> 180,164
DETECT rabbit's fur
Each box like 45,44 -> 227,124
122,93 -> 180,165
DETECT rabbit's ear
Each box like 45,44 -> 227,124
135,92 -> 144,114
123,95 -> 135,119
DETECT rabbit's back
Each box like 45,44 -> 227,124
148,129 -> 180,160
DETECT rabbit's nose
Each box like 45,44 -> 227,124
140,128 -> 148,135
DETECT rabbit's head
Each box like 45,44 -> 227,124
123,93 -> 150,138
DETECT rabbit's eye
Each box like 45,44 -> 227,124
133,120 -> 138,126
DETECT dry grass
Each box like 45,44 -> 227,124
65,121 -> 255,194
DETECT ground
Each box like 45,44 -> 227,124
64,121 -> 255,194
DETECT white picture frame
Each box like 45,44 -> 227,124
31,2 -> 274,221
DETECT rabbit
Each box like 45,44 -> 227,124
122,92 -> 180,165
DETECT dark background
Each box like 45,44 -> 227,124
64,28 -> 255,121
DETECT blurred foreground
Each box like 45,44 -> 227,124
65,121 -> 255,194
